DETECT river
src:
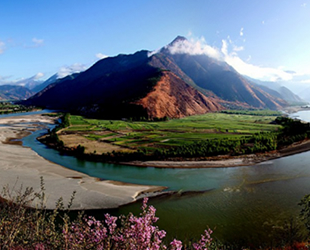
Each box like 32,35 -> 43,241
10,109 -> 310,246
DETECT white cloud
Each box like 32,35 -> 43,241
0,72 -> 45,86
23,38 -> 44,48
166,37 -> 222,60
240,27 -> 244,37
300,79 -> 310,84
0,40 -> 5,54
221,39 -> 293,81
34,72 -> 44,80
233,45 -> 244,52
152,35 -> 297,82
32,38 -> 44,47
96,53 -> 109,60
147,48 -> 161,57
0,75 -> 12,85
57,63 -> 87,79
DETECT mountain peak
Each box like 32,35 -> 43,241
169,36 -> 188,46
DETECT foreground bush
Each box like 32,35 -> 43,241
62,198 -> 213,250
3,180 -> 310,249
0,181 -> 213,249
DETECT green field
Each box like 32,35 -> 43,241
64,111 -> 281,153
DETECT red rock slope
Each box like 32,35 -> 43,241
134,71 -> 223,119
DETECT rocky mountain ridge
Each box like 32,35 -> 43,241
23,36 -> 291,118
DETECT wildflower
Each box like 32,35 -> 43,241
170,239 -> 183,250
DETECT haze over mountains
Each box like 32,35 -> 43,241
9,36 -> 306,118
0,85 -> 34,101
244,76 -> 305,104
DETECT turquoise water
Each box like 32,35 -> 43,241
8,110 -> 310,245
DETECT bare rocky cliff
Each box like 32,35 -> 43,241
134,71 -> 223,118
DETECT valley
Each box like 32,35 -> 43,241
3,1 -> 310,248
3,109 -> 310,247
38,110 -> 310,167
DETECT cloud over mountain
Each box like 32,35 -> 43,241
24,36 -> 290,118
0,72 -> 44,87
165,36 -> 222,60
57,63 -> 88,78
221,39 -> 293,81
96,53 -> 109,60
150,35 -> 294,83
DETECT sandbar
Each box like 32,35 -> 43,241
0,114 -> 166,210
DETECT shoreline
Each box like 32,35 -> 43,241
122,139 -> 310,168
2,111 -> 310,209
0,114 -> 166,210
281,105 -> 310,114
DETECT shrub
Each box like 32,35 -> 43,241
0,179 -> 213,249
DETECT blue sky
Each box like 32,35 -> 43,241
1,0 -> 310,87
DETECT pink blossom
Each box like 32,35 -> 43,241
59,197 -> 213,249
170,239 -> 183,250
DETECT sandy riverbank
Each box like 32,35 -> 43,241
281,106 -> 310,114
2,113 -> 310,209
0,114 -> 166,210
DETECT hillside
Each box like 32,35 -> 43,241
155,37 -> 287,109
0,85 -> 34,101
23,37 -> 288,118
244,76 -> 306,104
134,71 -> 223,118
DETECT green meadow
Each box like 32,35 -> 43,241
65,111 -> 281,153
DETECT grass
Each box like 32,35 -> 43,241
59,111 -> 281,154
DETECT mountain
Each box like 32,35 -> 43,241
32,74 -> 58,93
23,36 -> 288,119
25,51 -> 222,118
278,86 -> 306,104
13,76 -> 44,90
244,76 -> 306,104
153,36 -> 287,110
0,85 -> 35,101
134,71 -> 222,118
298,86 -> 310,102
32,73 -> 80,93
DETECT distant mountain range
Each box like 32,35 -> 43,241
13,75 -> 44,90
244,76 -> 306,104
0,85 -> 35,101
20,36 -> 306,118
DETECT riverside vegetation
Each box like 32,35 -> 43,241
0,179 -> 214,249
0,102 -> 36,114
1,178 -> 310,249
39,110 -> 310,162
